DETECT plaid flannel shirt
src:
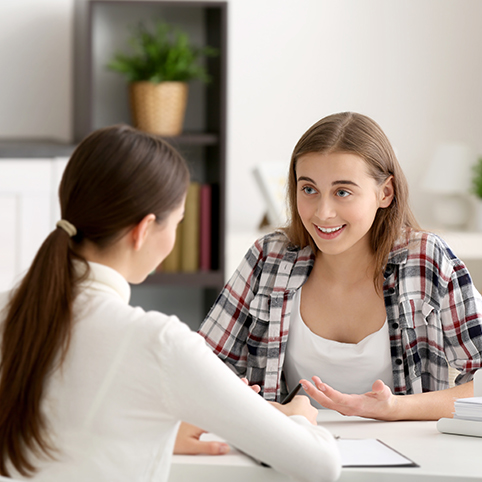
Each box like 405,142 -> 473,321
199,230 -> 482,402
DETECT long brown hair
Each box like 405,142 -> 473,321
285,112 -> 420,284
0,124 -> 190,476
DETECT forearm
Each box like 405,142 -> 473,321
390,381 -> 473,421
303,376 -> 475,422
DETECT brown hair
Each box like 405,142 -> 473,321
285,112 -> 420,283
0,124 -> 190,476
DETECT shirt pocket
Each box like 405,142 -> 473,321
399,299 -> 435,330
399,299 -> 442,382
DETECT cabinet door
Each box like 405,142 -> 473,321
0,195 -> 16,291
0,159 -> 68,292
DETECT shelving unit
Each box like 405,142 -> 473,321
73,0 -> 228,327
0,1 -> 227,328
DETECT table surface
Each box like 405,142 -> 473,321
169,410 -> 482,482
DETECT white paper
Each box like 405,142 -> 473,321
337,438 -> 416,467
454,396 -> 482,420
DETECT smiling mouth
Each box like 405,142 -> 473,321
316,225 -> 345,234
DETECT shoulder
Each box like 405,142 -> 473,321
391,230 -> 461,265
391,230 -> 472,293
250,230 -> 291,257
75,288 -> 188,341
408,231 -> 463,270
249,230 -> 314,266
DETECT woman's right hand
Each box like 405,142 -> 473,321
270,395 -> 318,425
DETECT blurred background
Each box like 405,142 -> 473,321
2,0 -> 482,322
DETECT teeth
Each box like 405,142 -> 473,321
318,225 -> 343,233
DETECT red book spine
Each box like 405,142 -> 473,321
199,184 -> 212,271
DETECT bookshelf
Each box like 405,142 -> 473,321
73,0 -> 227,327
0,1 -> 227,329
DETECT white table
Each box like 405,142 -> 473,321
169,410 -> 482,481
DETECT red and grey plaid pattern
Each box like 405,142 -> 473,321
199,230 -> 482,401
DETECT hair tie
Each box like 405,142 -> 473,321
56,220 -> 77,237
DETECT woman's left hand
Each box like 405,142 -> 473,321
301,376 -> 398,420
174,422 -> 230,455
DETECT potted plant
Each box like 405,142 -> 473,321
108,21 -> 217,136
472,156 -> 482,230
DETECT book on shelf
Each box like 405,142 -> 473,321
181,182 -> 201,272
199,184 -> 212,271
161,223 -> 182,272
157,181 -> 214,274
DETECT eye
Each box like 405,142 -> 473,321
301,186 -> 317,195
336,189 -> 351,198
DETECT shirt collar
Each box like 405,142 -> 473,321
387,232 -> 410,267
77,261 -> 131,304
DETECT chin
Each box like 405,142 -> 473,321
128,274 -> 149,285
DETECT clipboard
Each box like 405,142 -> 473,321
337,438 -> 419,468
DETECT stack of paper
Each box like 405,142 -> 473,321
454,397 -> 482,421
437,396 -> 482,437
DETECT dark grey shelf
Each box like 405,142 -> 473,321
0,140 -> 77,158
142,270 -> 225,288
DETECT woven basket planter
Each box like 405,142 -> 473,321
129,81 -> 189,136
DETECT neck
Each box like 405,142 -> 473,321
314,243 -> 378,287
75,239 -> 130,279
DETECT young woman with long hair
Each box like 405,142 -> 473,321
199,112 -> 482,421
0,125 -> 341,481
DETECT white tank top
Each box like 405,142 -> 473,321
283,288 -> 394,407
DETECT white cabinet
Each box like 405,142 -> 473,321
0,158 -> 68,291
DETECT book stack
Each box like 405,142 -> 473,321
437,396 -> 482,438
159,182 -> 214,273
453,397 -> 482,421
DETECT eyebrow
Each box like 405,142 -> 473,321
297,176 -> 360,188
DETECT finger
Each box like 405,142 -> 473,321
311,376 -> 324,390
195,440 -> 231,456
241,378 -> 261,393
369,379 -> 392,401
182,439 -> 230,456
300,380 -> 336,409
310,377 -> 349,404
178,422 -> 207,438
371,379 -> 386,393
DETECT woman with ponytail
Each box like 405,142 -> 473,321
0,125 -> 341,482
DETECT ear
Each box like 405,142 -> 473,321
379,176 -> 395,208
131,214 -> 157,251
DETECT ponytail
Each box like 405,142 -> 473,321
0,224 -> 87,476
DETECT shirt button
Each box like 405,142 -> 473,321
392,322 -> 399,330
395,358 -> 403,366
386,287 -> 395,295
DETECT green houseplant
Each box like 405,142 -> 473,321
472,157 -> 482,231
108,21 -> 217,136
472,157 -> 482,199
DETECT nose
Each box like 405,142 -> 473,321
315,196 -> 336,221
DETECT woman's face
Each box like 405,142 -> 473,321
296,151 -> 393,259
149,201 -> 185,269
129,200 -> 185,284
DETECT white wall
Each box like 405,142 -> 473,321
0,0 -> 72,140
2,0 -> 482,235
226,0 -> 482,233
